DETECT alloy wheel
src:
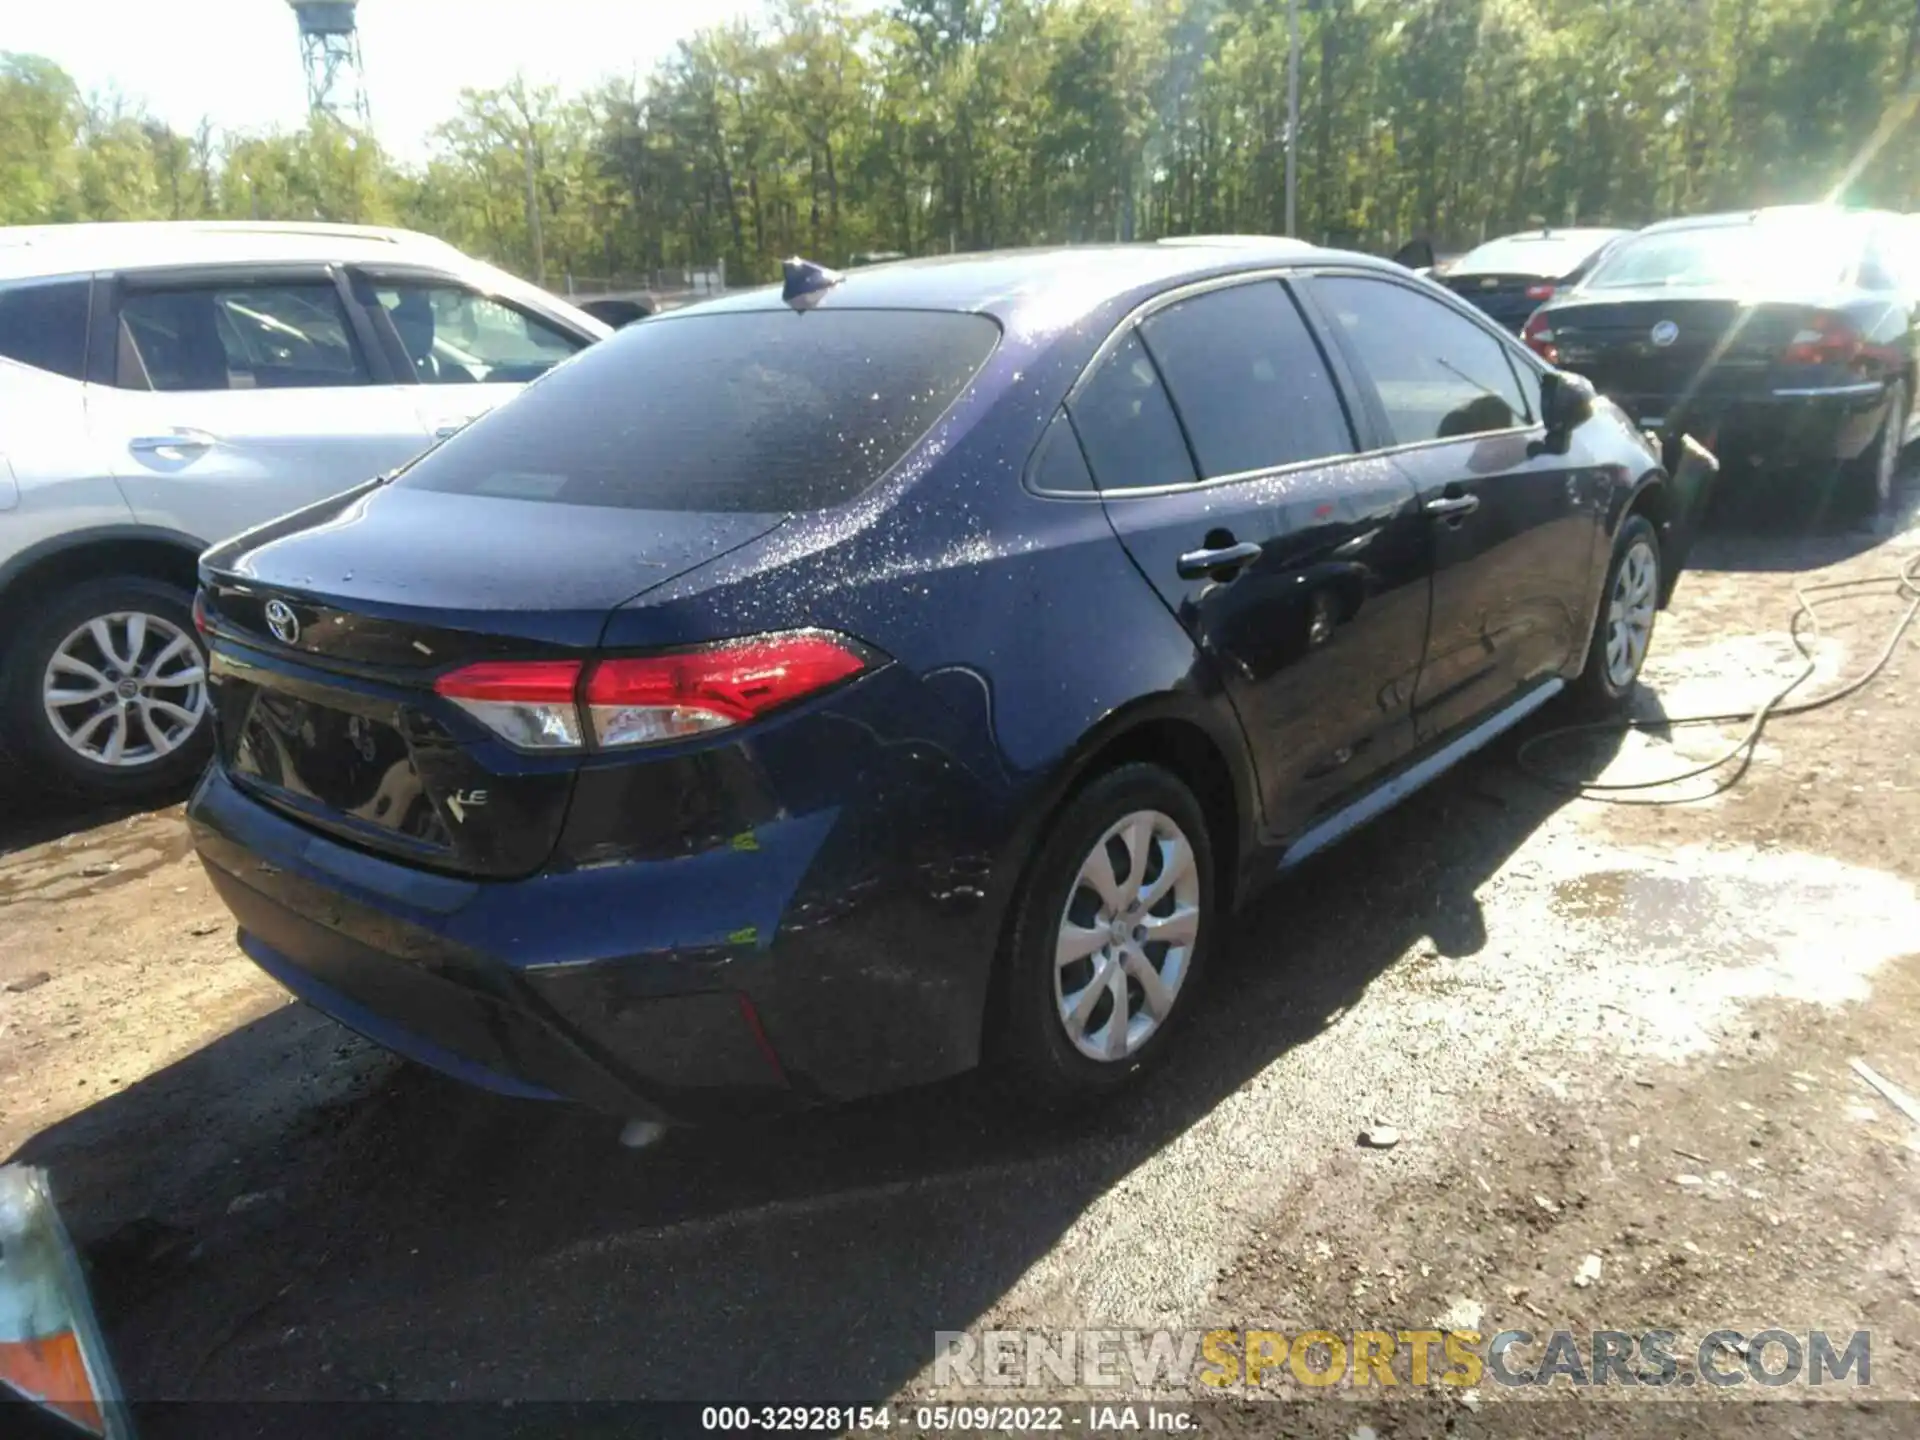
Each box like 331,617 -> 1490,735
1605,538 -> 1659,690
41,611 -> 208,769
1052,809 -> 1201,1063
1875,380 -> 1906,511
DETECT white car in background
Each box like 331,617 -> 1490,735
0,221 -> 611,801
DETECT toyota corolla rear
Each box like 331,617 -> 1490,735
186,298 -> 1024,1122
1522,211 -> 1909,494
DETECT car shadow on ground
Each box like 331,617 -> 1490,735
12,718 -> 1625,1434
1687,451 -> 1917,574
0,769 -> 191,859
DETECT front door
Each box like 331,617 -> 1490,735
97,271 -> 429,546
1078,278 -> 1433,840
1304,272 -> 1602,739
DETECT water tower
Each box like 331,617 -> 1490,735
286,0 -> 371,128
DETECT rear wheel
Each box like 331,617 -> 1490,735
991,764 -> 1215,1108
1570,514 -> 1661,712
0,577 -> 212,801
1847,376 -> 1907,523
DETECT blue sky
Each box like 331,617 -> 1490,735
11,0 -> 760,163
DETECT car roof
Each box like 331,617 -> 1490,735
1638,205 -> 1899,236
0,220 -> 471,283
1467,227 -> 1631,245
650,237 -> 1395,327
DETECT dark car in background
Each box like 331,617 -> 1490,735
1523,206 -> 1916,520
1440,227 -> 1631,333
187,240 -> 1711,1127
573,293 -> 655,328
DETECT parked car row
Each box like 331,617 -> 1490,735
1,209 -> 1895,1131
1430,207 -> 1918,520
0,222 -> 611,801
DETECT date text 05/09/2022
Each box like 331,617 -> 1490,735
700,1405 -> 1198,1432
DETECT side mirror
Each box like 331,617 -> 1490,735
1391,238 -> 1436,273
1540,368 -> 1595,433
1529,369 -> 1596,457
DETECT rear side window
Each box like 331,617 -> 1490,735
1141,281 -> 1352,477
0,279 -> 90,382
395,308 -> 1000,512
119,282 -> 370,392
1315,276 -> 1530,444
1859,233 -> 1904,292
1030,410 -> 1096,493
1066,331 -> 1196,491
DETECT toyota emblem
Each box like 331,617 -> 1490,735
264,599 -> 300,645
1650,320 -> 1679,348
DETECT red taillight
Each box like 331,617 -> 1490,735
432,634 -> 871,752
1525,282 -> 1556,301
1781,311 -> 1863,368
434,659 -> 585,750
585,632 -> 869,749
191,590 -> 209,636
1521,310 -> 1559,365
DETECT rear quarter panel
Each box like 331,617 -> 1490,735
0,365 -> 138,559
586,334 -> 1253,1095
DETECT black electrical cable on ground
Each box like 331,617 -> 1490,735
1515,543 -> 1920,804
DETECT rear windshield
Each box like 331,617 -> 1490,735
394,308 -> 1001,512
1584,220 -> 1865,291
1450,233 -> 1617,278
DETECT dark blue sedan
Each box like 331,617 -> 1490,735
188,240 -> 1714,1128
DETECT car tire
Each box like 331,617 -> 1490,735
1847,375 -> 1908,523
1570,514 -> 1661,712
0,576 -> 212,802
990,763 -> 1216,1110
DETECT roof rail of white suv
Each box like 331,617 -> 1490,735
0,220 -> 467,281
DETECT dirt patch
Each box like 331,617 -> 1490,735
0,802 -> 300,1157
2,503 -> 1918,1421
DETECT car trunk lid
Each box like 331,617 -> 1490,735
1442,272 -> 1557,331
199,483 -> 786,878
1541,289 -> 1834,424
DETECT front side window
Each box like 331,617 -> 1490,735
0,278 -> 90,381
1141,281 -> 1353,478
1315,276 -> 1530,445
120,282 -> 369,392
370,282 -> 582,385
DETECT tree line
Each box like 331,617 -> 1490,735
4,0 -> 1917,291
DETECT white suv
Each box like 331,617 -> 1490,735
0,221 -> 610,800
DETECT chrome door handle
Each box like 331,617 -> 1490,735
1176,540 -> 1263,580
129,429 -> 215,455
1424,493 -> 1481,517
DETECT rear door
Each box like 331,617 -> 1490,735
1079,277 -> 1432,839
345,269 -> 592,442
0,277 -> 136,531
92,266 -> 431,545
1304,271 -> 1602,740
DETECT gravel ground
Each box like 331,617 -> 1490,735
3,479 -> 1919,1436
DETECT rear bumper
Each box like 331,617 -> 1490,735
1610,382 -> 1889,473
189,764 -> 834,1123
